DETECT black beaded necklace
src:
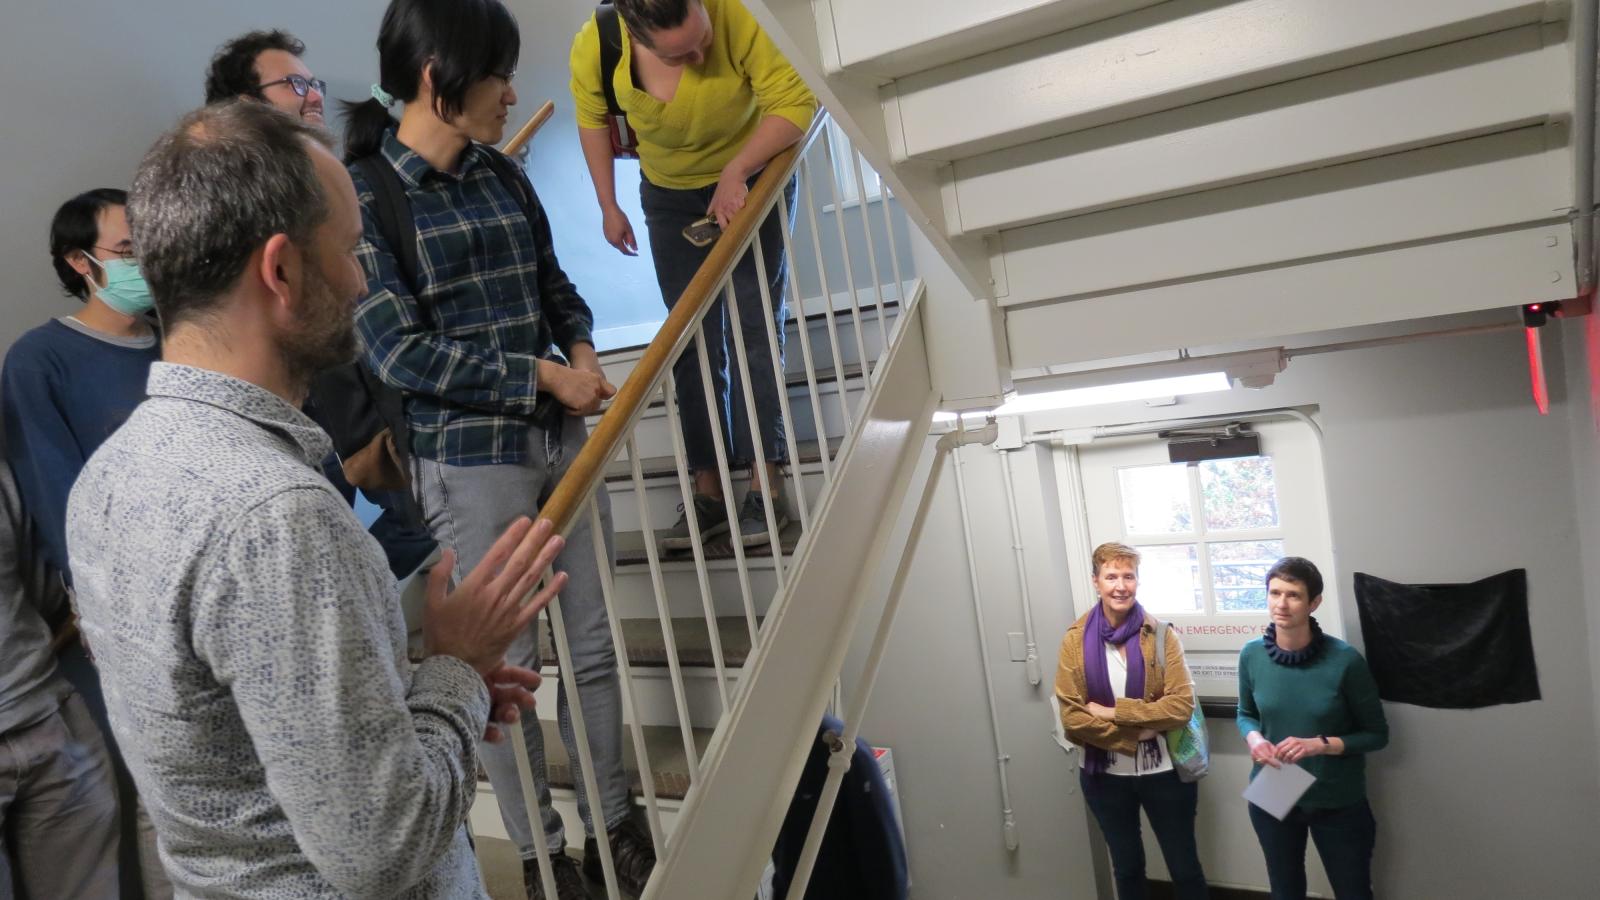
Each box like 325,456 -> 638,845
1263,617 -> 1325,667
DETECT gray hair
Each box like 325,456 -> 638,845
128,101 -> 335,329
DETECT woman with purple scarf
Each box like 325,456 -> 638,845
1055,542 -> 1208,900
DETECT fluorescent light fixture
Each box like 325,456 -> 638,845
934,371 -> 1231,422
996,371 -> 1230,415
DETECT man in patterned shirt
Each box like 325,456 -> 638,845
341,1 -> 649,895
66,100 -> 569,897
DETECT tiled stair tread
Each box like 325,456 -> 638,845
539,615 -> 755,669
480,720 -> 714,802
614,521 -> 804,566
603,436 -> 844,484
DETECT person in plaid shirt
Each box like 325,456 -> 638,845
343,1 -> 651,897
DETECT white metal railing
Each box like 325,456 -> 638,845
512,112 -> 914,899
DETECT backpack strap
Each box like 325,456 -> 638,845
477,147 -> 538,226
596,1 -> 625,117
352,153 -> 421,296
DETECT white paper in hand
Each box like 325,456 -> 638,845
1243,763 -> 1316,821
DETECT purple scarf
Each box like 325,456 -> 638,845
1082,601 -> 1151,774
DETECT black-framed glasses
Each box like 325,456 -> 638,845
92,244 -> 135,261
259,74 -> 327,98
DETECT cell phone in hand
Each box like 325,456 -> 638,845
682,215 -> 722,248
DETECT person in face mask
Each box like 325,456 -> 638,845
0,187 -> 170,899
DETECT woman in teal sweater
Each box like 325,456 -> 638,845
1237,557 -> 1388,900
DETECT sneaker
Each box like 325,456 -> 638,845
582,818 -> 656,897
736,488 -> 792,548
660,493 -> 730,552
523,851 -> 592,900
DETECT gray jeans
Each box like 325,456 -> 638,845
414,417 -> 630,855
0,694 -> 120,899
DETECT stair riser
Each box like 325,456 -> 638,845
605,467 -> 830,536
532,669 -> 739,730
608,565 -> 783,622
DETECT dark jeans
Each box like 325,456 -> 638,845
1080,769 -> 1208,900
640,175 -> 797,472
319,454 -> 436,578
1248,799 -> 1376,900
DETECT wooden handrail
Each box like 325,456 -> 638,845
502,100 -> 557,157
537,116 -> 825,536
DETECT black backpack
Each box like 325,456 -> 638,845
308,144 -> 541,503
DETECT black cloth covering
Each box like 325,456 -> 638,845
1353,569 -> 1539,709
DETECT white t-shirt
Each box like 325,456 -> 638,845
1080,643 -> 1173,776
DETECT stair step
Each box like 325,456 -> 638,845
481,720 -> 714,802
603,436 -> 844,485
614,520 -> 804,568
539,615 -> 754,670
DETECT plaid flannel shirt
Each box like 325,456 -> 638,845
352,130 -> 595,467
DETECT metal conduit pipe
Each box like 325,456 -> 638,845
951,439 -> 1021,852
997,449 -> 1043,687
1575,0 -> 1598,294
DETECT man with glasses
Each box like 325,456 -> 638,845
205,30 -> 438,585
1,189 -> 168,898
205,30 -> 326,125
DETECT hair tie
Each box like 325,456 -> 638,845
370,84 -> 396,108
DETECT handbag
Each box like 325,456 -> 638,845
1155,620 -> 1210,782
596,2 -> 641,159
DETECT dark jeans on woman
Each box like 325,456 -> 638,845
1080,769 -> 1208,900
639,175 -> 797,473
1248,799 -> 1375,900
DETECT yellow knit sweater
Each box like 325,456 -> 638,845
569,0 -> 817,189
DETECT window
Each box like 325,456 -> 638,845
1115,457 -> 1284,617
1059,418 -> 1339,697
825,120 -> 882,207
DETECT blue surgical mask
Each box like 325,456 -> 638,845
83,255 -> 155,317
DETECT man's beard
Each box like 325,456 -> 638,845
280,259 -> 358,388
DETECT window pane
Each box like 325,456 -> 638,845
1209,539 -> 1286,611
1118,464 -> 1193,534
1200,456 -> 1280,531
1131,544 -> 1203,614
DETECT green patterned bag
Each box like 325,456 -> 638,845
1155,621 -> 1210,783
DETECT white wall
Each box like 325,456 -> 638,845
867,317 -> 1600,897
0,0 -> 409,350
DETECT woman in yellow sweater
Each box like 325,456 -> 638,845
571,0 -> 816,552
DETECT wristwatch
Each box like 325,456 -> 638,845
1318,734 -> 1330,747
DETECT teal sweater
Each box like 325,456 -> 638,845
1236,635 -> 1388,810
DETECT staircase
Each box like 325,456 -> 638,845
748,0 -> 1592,373
499,3 -> 1600,897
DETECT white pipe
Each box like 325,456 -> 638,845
1575,0 -> 1597,293
876,182 -> 907,338
848,149 -> 892,365
997,450 -> 1043,687
950,442 -> 1020,852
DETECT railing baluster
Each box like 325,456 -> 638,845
820,133 -> 873,395
751,231 -> 812,533
776,199 -> 833,489
691,325 -> 762,650
589,497 -> 665,851
799,159 -> 854,442
627,434 -> 700,775
547,582 -> 621,899
848,149 -> 891,370
511,726 -> 558,900
723,280 -> 788,592
876,182 -> 907,348
663,373 -> 732,716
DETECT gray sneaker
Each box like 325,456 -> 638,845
736,489 -> 792,548
660,493 -> 730,552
